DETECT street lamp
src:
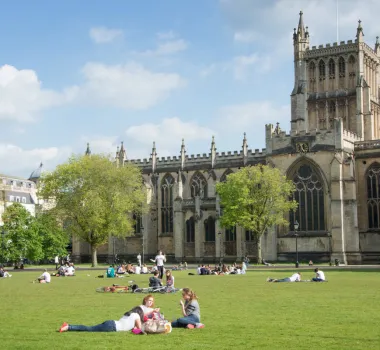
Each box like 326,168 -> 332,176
327,232 -> 332,266
141,223 -> 145,265
218,232 -> 222,265
294,220 -> 299,268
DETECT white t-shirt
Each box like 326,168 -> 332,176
155,254 -> 166,266
135,266 -> 141,274
289,273 -> 301,282
197,267 -> 201,275
142,266 -> 148,273
139,305 -> 154,315
42,272 -> 51,283
66,266 -> 75,275
316,270 -> 325,280
114,313 -> 140,332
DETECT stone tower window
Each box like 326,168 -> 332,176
367,165 -> 380,229
348,56 -> 356,89
328,59 -> 335,79
161,174 -> 174,234
289,164 -> 325,232
186,216 -> 195,242
318,60 -> 325,79
133,213 -> 142,234
190,172 -> 207,198
308,61 -> 316,92
204,216 -> 216,242
338,57 -> 345,77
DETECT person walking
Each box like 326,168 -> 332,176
137,253 -> 142,267
154,250 -> 166,279
54,256 -> 59,270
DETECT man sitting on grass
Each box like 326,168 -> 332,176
312,268 -> 326,282
107,265 -> 116,278
149,271 -> 162,288
267,272 -> 301,283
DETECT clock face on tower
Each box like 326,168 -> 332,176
296,142 -> 309,154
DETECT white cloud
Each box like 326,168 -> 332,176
80,135 -> 119,155
234,31 -> 258,43
142,39 -> 188,56
0,143 -> 71,177
0,65 -> 64,122
125,117 -> 216,157
72,62 -> 185,110
233,54 -> 259,80
89,26 -> 123,44
156,31 -> 177,40
219,101 -> 290,132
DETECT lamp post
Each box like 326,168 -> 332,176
327,232 -> 332,266
141,223 -> 145,265
113,236 -> 116,265
294,220 -> 299,268
218,231 -> 222,265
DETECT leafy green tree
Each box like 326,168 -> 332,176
39,154 -> 147,266
216,165 -> 297,264
1,203 -> 43,264
35,212 -> 69,261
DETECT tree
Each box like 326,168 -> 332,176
39,154 -> 147,267
35,212 -> 69,260
1,203 -> 43,264
216,165 -> 297,264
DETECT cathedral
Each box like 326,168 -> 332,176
72,12 -> 380,265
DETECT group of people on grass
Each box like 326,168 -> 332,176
59,288 -> 204,334
196,262 -> 247,275
266,268 -> 327,282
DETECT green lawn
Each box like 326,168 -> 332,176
0,269 -> 379,350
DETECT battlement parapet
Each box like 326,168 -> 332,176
305,41 -> 358,59
343,129 -> 363,142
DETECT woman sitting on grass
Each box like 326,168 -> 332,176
59,307 -> 144,333
171,288 -> 204,329
165,270 -> 175,288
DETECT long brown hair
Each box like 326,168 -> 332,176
182,288 -> 197,301
142,294 -> 155,307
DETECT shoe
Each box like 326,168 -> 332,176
186,324 -> 195,329
196,323 -> 205,329
59,322 -> 68,333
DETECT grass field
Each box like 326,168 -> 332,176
1,268 -> 379,350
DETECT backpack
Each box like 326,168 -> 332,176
142,319 -> 172,334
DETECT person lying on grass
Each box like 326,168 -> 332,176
171,288 -> 204,329
266,272 -> 301,282
59,306 -> 144,333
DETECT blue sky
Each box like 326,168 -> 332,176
0,0 -> 379,177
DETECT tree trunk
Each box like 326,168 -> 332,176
91,245 -> 98,267
256,236 -> 262,264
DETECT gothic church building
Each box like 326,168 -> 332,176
73,12 -> 380,265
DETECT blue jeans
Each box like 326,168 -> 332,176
275,277 -> 291,282
312,278 -> 325,282
172,314 -> 200,328
68,320 -> 116,332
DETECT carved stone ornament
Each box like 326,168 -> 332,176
296,142 -> 309,154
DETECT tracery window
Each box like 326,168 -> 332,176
328,59 -> 335,79
309,61 -> 316,92
338,57 -> 345,77
289,164 -> 325,232
225,226 -> 236,241
348,56 -> 356,89
186,216 -> 195,242
319,60 -> 325,79
161,174 -> 174,233
191,172 -> 207,198
204,216 -> 216,242
367,165 -> 380,229
245,230 -> 255,242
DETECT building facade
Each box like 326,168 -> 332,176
73,13 -> 380,265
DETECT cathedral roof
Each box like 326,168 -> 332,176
29,162 -> 43,182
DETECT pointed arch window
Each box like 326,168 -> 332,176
309,61 -> 316,92
186,217 -> 195,242
225,226 -> 236,241
245,230 -> 255,242
220,169 -> 233,183
367,164 -> 380,229
328,59 -> 335,79
191,172 -> 207,198
204,216 -> 215,242
338,57 -> 345,77
161,174 -> 174,233
319,60 -> 325,79
133,213 -> 142,234
289,164 -> 325,232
